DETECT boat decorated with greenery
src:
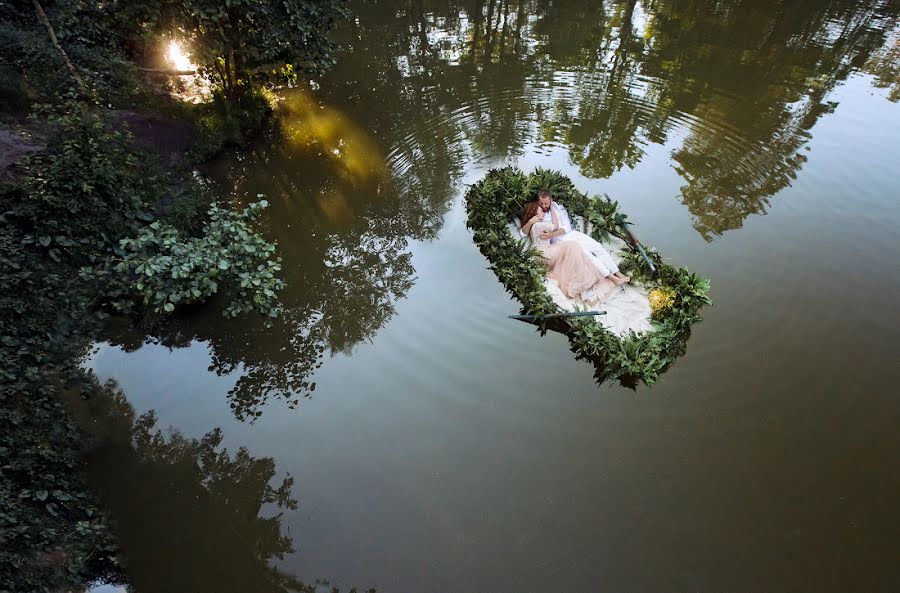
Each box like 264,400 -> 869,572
465,168 -> 712,386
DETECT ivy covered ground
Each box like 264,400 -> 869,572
465,168 -> 712,386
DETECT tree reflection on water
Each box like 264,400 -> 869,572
121,93 -> 424,420
338,0 -> 897,238
640,0 -> 897,238
75,384 -> 320,593
108,0 -> 898,419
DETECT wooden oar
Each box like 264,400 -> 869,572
621,221 -> 656,276
509,310 -> 606,321
604,193 -> 656,276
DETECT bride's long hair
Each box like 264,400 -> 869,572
520,201 -> 542,227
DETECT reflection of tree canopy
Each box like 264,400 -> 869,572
640,0 -> 898,238
535,0 -> 661,178
532,0 -> 899,237
333,0 -> 543,168
863,26 -> 899,102
110,0 -> 899,420
333,0 -> 897,238
147,149 -> 418,420
78,384 -> 308,593
313,228 -> 416,354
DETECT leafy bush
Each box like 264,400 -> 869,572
0,13 -> 157,108
465,167 -> 712,386
0,22 -> 70,101
0,8 -> 292,581
52,0 -> 163,53
160,178 -> 215,231
96,200 -> 284,321
12,104 -> 161,257
0,99 -> 287,586
0,105 -> 143,588
191,108 -> 241,160
0,222 -> 121,592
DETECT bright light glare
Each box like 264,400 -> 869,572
166,41 -> 193,71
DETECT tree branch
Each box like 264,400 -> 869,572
30,0 -> 88,97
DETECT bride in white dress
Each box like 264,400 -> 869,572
522,191 -> 630,285
519,201 -> 619,304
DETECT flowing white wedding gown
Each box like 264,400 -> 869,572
530,222 -> 618,304
543,204 -> 622,277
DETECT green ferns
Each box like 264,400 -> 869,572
465,167 -> 712,386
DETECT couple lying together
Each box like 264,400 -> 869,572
520,190 -> 630,306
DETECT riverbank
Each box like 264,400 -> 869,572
0,73 -> 280,593
0,0 -> 354,588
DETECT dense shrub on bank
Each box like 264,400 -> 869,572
12,104 -> 163,255
0,11 -> 154,108
0,224 -> 121,591
153,0 -> 349,101
0,104 -> 285,590
90,201 -> 284,321
190,88 -> 276,160
4,104 -> 284,316
0,0 -> 351,587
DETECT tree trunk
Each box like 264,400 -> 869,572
498,0 -> 510,60
30,0 -> 88,97
224,49 -> 235,100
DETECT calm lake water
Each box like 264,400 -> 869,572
80,1 -> 900,591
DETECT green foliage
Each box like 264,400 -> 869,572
0,102 -> 285,588
0,0 -> 350,109
464,170 -> 556,322
5,102 -> 284,324
94,200 -> 284,321
0,222 -> 121,592
0,17 -> 78,102
0,6 -> 157,108
163,0 -> 350,100
11,103 -> 162,256
51,0 -> 164,54
191,109 -> 238,160
189,88 -> 275,160
465,167 -> 712,386
0,101 -> 153,590
158,178 -> 213,230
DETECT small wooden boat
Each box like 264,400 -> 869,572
465,167 -> 712,386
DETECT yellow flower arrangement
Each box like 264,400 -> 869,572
648,286 -> 677,317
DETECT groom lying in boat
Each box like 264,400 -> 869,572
520,192 -> 628,306
521,190 -> 631,286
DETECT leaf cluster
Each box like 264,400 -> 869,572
189,87 -> 275,160
91,200 -> 285,323
0,223 -> 121,592
465,167 -> 712,386
0,5 -> 157,107
10,103 -> 162,259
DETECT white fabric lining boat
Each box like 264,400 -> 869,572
508,216 -> 654,336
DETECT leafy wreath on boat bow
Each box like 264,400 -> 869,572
464,167 -> 712,386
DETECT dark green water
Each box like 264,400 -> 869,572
82,1 -> 900,591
